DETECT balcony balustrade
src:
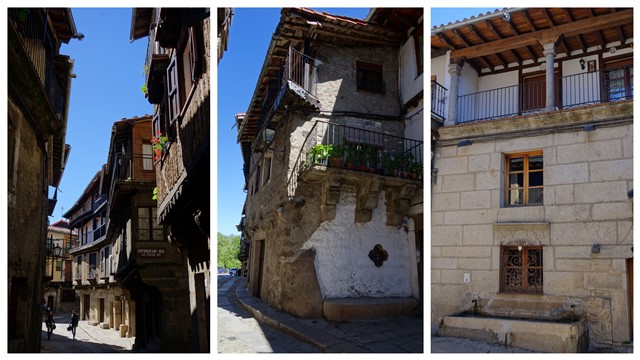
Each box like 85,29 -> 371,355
255,46 -> 317,144
111,153 -> 156,185
8,9 -> 66,123
431,80 -> 447,119
288,121 -> 423,196
455,65 -> 633,124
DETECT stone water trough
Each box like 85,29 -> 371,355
438,312 -> 589,353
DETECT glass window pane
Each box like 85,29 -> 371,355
529,188 -> 543,205
139,230 -> 150,241
508,188 -> 524,205
529,156 -> 543,170
508,173 -> 523,187
152,229 -> 164,241
529,172 -> 543,186
509,157 -> 524,172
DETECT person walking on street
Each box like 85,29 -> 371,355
70,309 -> 79,340
45,308 -> 55,340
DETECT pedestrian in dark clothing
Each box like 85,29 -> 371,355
45,308 -> 55,340
70,309 -> 79,340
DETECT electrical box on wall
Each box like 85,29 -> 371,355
463,273 -> 471,283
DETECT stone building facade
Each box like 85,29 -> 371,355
43,220 -> 78,314
237,8 -> 423,321
130,7 -> 211,352
7,8 -> 78,352
105,116 -> 191,352
65,167 -> 129,335
431,8 -> 633,350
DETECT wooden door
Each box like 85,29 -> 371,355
99,298 -> 105,323
83,294 -> 90,320
521,72 -> 560,112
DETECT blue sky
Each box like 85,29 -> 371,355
46,8 -> 153,222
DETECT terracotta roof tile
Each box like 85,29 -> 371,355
432,8 -> 506,30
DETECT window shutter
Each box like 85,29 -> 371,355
152,109 -> 161,137
167,52 -> 180,125
189,27 -> 199,83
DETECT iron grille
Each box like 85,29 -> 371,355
501,245 -> 543,294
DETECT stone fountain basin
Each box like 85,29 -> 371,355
438,313 -> 588,353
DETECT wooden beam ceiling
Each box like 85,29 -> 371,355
449,9 -> 632,61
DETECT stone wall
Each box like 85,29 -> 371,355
7,96 -> 49,352
431,104 -> 633,346
314,43 -> 399,116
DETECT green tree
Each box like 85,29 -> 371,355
217,232 -> 241,269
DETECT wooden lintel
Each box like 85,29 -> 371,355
450,9 -> 632,61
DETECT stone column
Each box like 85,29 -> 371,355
543,43 -> 556,112
445,62 -> 463,126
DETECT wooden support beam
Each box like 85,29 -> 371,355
522,11 -> 537,32
586,8 -> 608,50
437,32 -> 456,50
562,9 -> 586,54
508,49 -> 523,66
611,9 -> 627,45
450,9 -> 632,61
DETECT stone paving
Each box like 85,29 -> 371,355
40,312 -> 134,353
231,276 -> 424,353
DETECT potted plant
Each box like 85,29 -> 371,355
397,152 -> 414,178
308,144 -> 332,165
344,145 -> 357,170
410,162 -> 423,180
329,144 -> 345,168
151,131 -> 169,161
363,146 -> 378,173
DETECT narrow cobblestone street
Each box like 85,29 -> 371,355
217,275 -> 319,353
40,313 -> 134,353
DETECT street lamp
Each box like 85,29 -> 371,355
46,235 -> 62,280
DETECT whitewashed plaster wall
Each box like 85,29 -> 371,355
398,34 -> 423,105
303,187 -> 412,298
404,101 -> 423,141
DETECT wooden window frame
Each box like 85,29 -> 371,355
142,143 -> 154,170
166,52 -> 180,125
505,151 -> 543,207
137,207 -> 164,242
603,57 -> 633,102
262,154 -> 272,186
500,245 -> 543,295
356,60 -> 385,94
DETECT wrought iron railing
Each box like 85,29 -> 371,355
431,80 -> 447,119
456,65 -> 633,124
111,153 -> 156,185
288,120 -> 423,197
8,8 -> 66,122
457,78 -> 548,123
255,46 -> 316,138
93,224 -> 107,241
